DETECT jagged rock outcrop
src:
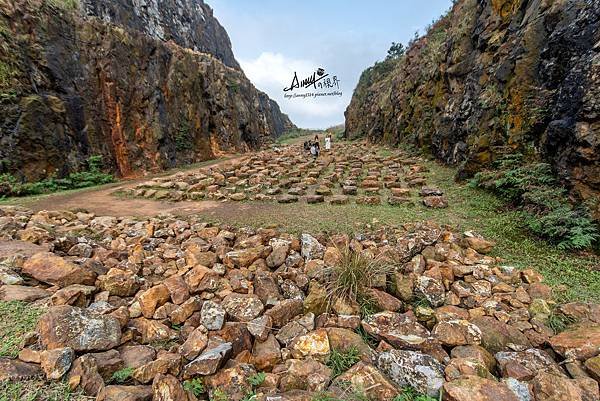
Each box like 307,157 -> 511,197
0,0 -> 294,181
79,0 -> 240,69
345,0 -> 600,217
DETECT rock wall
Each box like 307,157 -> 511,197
0,0 -> 294,181
345,0 -> 600,216
79,0 -> 241,69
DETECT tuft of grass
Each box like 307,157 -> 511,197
0,301 -> 44,358
393,387 -> 438,401
546,310 -> 576,334
110,367 -> 134,384
183,378 -> 205,397
327,347 -> 361,378
323,247 -> 395,310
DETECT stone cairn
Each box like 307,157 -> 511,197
0,206 -> 598,401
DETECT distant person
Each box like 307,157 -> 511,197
325,134 -> 332,151
310,141 -> 320,159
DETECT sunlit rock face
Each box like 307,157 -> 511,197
0,0 -> 294,181
345,0 -> 600,218
80,0 -> 241,69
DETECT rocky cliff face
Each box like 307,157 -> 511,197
79,0 -> 241,69
0,0 -> 294,181
346,0 -> 600,216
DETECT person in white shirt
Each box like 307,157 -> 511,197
325,134 -> 332,151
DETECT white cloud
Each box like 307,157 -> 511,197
240,52 -> 348,129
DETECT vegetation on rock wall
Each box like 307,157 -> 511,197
345,0 -> 600,243
471,154 -> 598,250
0,155 -> 114,198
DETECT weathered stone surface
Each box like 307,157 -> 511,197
266,298 -> 303,328
432,320 -> 482,346
376,349 -> 445,398
279,359 -> 332,392
495,348 -> 566,381
549,325 -> 600,361
200,300 -> 226,330
98,268 -> 142,297
443,375 -> 520,401
0,284 -> 50,301
40,347 -> 74,380
333,362 -> 399,401
290,329 -> 330,362
22,252 -> 96,287
38,306 -> 121,352
152,374 -> 189,401
138,284 -> 171,319
471,317 -> 531,354
252,333 -> 281,371
531,372 -> 599,401
222,293 -> 264,322
96,385 -> 152,401
179,326 -> 208,361
362,311 -> 430,349
0,358 -> 43,381
183,342 -> 232,378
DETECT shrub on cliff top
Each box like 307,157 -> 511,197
471,154 -> 598,250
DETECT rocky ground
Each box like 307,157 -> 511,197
120,143 -> 449,209
0,202 -> 599,401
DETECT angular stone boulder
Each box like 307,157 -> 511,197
38,305 -> 121,352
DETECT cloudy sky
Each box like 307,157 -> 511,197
210,0 -> 453,129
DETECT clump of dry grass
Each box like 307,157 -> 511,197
323,247 -> 395,311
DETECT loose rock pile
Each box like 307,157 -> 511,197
120,143 -> 449,208
0,207 -> 599,401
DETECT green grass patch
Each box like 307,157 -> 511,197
0,156 -> 114,198
0,380 -> 90,401
327,347 -> 361,377
0,301 -> 44,358
183,378 -> 205,397
393,387 -> 438,401
110,367 -> 134,384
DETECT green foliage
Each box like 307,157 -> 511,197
241,391 -> 257,401
183,378 -> 205,397
211,389 -> 229,401
0,155 -> 114,198
0,61 -> 16,88
386,42 -> 405,60
327,347 -> 361,377
248,372 -> 266,387
546,310 -> 576,334
110,367 -> 134,384
393,387 -> 438,401
0,301 -> 44,358
471,154 -> 598,250
175,119 -> 193,151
